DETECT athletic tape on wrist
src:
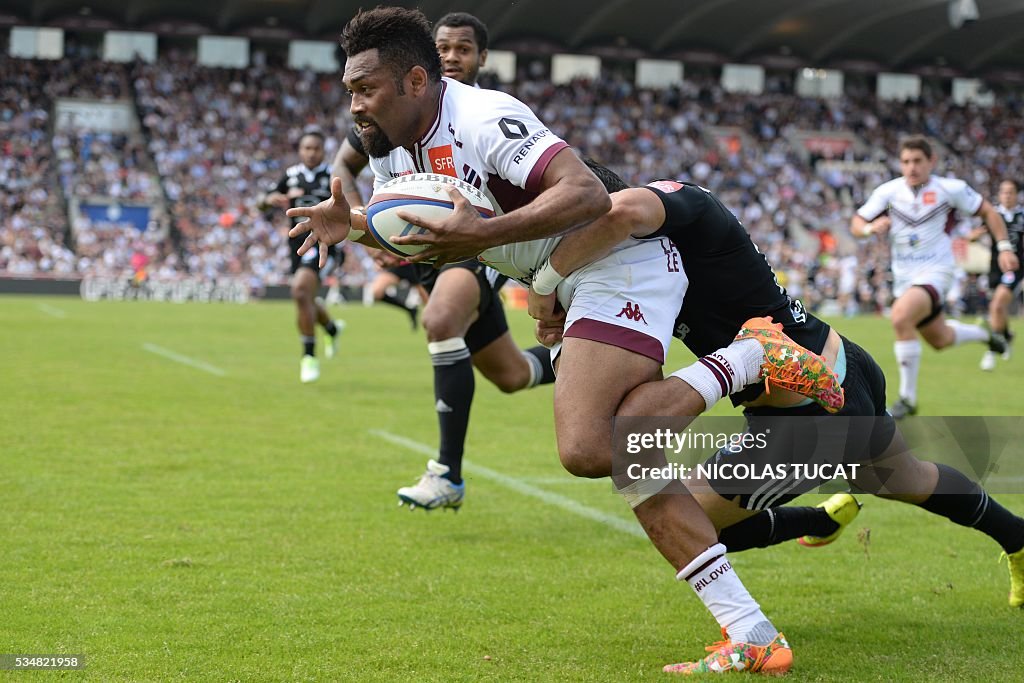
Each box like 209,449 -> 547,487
997,239 -> 1014,253
531,259 -> 565,296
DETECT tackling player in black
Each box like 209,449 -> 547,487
979,179 -> 1024,371
259,130 -> 343,383
534,165 -> 1024,609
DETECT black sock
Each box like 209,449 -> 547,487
382,291 -> 412,311
430,338 -> 474,485
522,345 -> 556,387
302,336 -> 315,357
718,507 -> 840,552
323,320 -> 338,337
918,464 -> 1024,554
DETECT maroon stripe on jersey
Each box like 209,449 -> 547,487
564,318 -> 664,363
525,141 -> 570,193
487,176 -> 539,214
416,80 -> 447,146
698,358 -> 730,396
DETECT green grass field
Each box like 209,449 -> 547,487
2,295 -> 1022,681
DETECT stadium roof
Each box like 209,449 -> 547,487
7,0 -> 1024,77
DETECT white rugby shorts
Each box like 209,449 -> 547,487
893,264 -> 956,299
551,237 -> 687,365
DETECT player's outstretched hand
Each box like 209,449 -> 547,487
287,177 -> 351,269
393,186 -> 491,266
998,250 -> 1020,274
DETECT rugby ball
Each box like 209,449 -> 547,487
366,173 -> 495,261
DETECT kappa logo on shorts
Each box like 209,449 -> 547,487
616,302 -> 648,324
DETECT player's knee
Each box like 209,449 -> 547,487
290,281 -> 313,302
422,307 -> 463,342
557,438 -> 609,479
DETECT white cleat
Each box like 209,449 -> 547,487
300,355 -> 320,383
397,459 -> 465,511
980,350 -> 997,372
324,320 -> 346,360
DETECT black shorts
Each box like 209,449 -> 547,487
703,337 -> 897,510
289,233 -> 342,278
988,268 -> 1024,295
422,261 -> 511,354
387,263 -> 423,284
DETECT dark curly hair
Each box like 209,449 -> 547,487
340,7 -> 442,92
435,12 -> 489,52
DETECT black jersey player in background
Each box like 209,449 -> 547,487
533,167 -> 1024,621
979,179 -> 1024,371
259,130 -> 343,383
331,12 -> 556,511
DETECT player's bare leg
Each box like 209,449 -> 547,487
555,337 -> 791,673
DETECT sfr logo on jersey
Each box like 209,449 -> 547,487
428,145 -> 457,177
922,191 -> 936,205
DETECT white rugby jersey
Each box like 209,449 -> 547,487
857,175 -> 983,278
369,78 -> 570,282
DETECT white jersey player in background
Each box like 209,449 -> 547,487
851,136 -> 1019,418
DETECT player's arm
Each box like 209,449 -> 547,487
528,187 -> 665,321
331,131 -> 370,209
394,148 -> 610,264
850,209 -> 891,238
548,188 -> 664,277
976,198 -> 1020,272
851,184 -> 892,238
486,148 -> 612,245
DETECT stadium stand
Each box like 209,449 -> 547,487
2,51 -> 1021,313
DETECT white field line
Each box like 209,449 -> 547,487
37,303 -> 67,318
141,343 -> 226,377
370,429 -> 644,538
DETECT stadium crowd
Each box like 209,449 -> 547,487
1,54 -> 1021,314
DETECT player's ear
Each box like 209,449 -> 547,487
478,49 -> 488,67
408,65 -> 428,96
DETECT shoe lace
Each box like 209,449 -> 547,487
704,628 -> 732,653
764,352 -> 823,394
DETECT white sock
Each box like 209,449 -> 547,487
946,319 -> 989,346
670,339 -> 764,412
894,339 -> 922,404
677,544 -> 777,645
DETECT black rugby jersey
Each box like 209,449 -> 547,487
642,180 -> 831,404
990,204 -> 1024,271
269,162 -> 333,228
